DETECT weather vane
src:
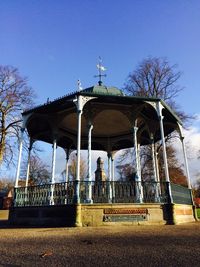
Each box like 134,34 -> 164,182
94,57 -> 107,86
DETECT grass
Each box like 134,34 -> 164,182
196,208 -> 200,219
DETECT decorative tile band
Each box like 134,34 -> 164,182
104,208 -> 148,215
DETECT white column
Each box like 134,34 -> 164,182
87,123 -> 93,203
111,153 -> 115,201
107,153 -> 112,202
50,138 -> 57,205
133,126 -> 143,203
137,143 -> 142,179
180,136 -> 191,189
111,154 -> 115,182
134,127 -> 140,178
155,151 -> 160,183
51,138 -> 57,184
178,129 -> 194,206
15,128 -> 25,188
156,102 -> 173,203
25,139 -> 33,187
151,137 -> 161,182
65,158 -> 69,184
150,135 -> 160,201
151,140 -> 157,181
24,139 -> 33,204
65,149 -> 70,183
108,154 -> 111,180
159,117 -> 170,182
73,95 -> 96,205
177,123 -> 191,189
75,95 -> 83,204
64,149 -> 70,204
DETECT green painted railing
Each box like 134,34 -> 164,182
14,181 -> 171,207
171,183 -> 192,205
13,181 -> 193,207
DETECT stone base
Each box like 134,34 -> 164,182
0,210 -> 9,220
173,204 -> 196,224
8,203 -> 196,227
9,205 -> 76,227
81,203 -> 167,226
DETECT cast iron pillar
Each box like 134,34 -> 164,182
86,123 -> 93,203
15,127 -> 25,188
156,102 -> 173,204
133,125 -> 143,203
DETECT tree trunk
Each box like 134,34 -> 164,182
0,114 -> 6,166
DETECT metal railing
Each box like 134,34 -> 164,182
171,183 -> 192,205
14,182 -> 75,207
13,181 -> 174,207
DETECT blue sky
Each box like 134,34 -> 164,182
1,0 -> 200,181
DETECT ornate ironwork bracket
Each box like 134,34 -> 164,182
73,95 -> 97,113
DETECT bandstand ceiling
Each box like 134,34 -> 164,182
23,85 -> 182,152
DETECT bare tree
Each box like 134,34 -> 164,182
0,65 -> 35,166
193,152 -> 200,196
21,155 -> 51,185
125,57 -> 182,100
118,57 -> 190,185
0,177 -> 14,191
116,163 -> 136,181
125,57 -> 191,123
68,153 -> 87,181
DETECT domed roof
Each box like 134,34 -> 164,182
23,81 -> 182,151
82,84 -> 124,96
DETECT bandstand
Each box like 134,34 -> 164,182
10,79 -> 196,227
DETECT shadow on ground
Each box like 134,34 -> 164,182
0,223 -> 199,267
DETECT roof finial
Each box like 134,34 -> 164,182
94,56 -> 107,86
77,79 -> 83,91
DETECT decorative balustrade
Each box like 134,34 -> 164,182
13,180 -> 179,207
14,182 -> 75,207
171,183 -> 192,205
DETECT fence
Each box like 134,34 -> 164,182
13,180 -> 190,207
171,183 -> 193,205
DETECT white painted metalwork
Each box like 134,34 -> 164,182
133,126 -> 139,177
177,123 -> 191,189
50,138 -> 57,205
111,153 -> 115,200
73,95 -> 96,203
25,138 -> 33,188
150,135 -> 161,201
87,123 -> 93,203
137,143 -> 142,180
156,103 -> 170,182
64,148 -> 73,184
156,102 -> 173,202
15,128 -> 25,188
51,138 -> 57,184
14,181 -> 183,207
75,99 -> 82,203
107,153 -> 112,202
133,125 -> 143,203
151,136 -> 157,181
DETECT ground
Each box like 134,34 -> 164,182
0,222 -> 199,267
